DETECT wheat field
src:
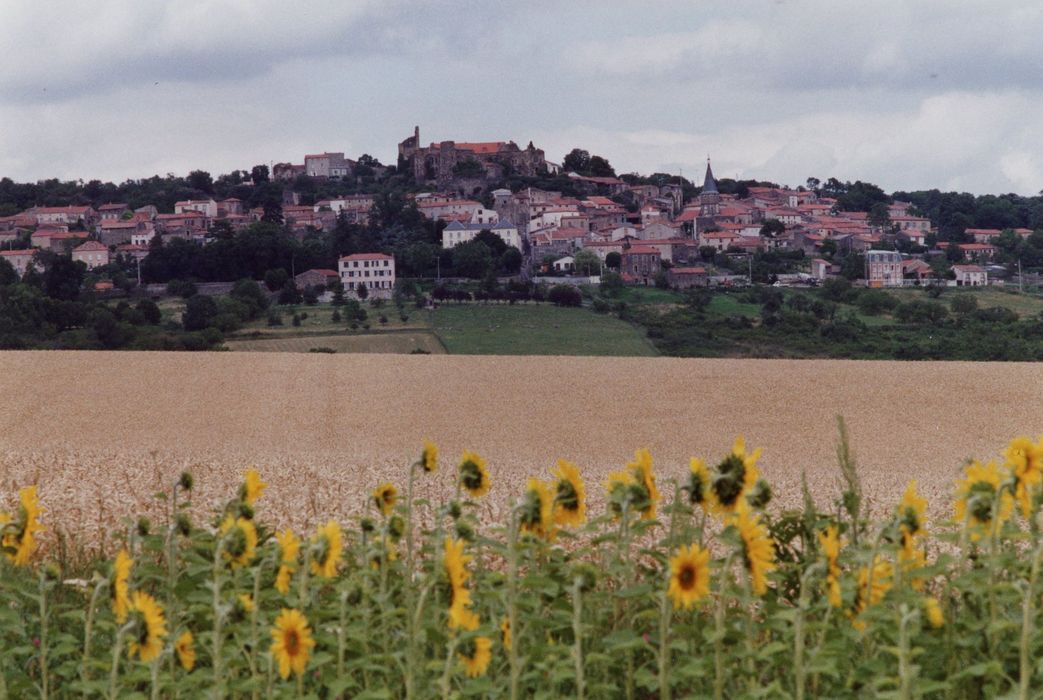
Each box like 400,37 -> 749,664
1,351 -> 1041,551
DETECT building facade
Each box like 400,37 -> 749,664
338,253 -> 396,299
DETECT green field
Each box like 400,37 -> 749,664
431,303 -> 658,356
886,287 -> 1043,317
224,331 -> 444,354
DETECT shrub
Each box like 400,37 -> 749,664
548,284 -> 582,307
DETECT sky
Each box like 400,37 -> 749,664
2,0 -> 1043,195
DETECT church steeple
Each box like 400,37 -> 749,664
699,156 -> 720,216
702,157 -> 718,194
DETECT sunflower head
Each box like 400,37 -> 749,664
3,485 -> 44,567
220,516 -> 258,570
627,448 -> 660,519
1005,437 -> 1043,518
270,608 -> 316,680
605,470 -> 644,520
519,478 -> 555,540
372,482 -> 398,517
309,520 -> 343,579
421,440 -> 439,473
241,468 -> 267,507
552,459 -> 587,527
667,543 -> 712,610
458,451 -> 491,497
818,525 -> 844,608
954,460 -> 1013,540
111,548 -> 134,623
685,458 -> 711,508
731,501 -> 776,596
175,631 -> 195,671
710,438 -> 761,515
897,480 -> 927,545
459,636 -> 493,678
127,591 -> 167,663
853,556 -> 893,628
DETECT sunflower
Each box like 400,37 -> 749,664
500,617 -> 512,652
2,485 -> 44,567
421,440 -> 439,473
174,631 -> 196,671
923,596 -> 944,628
458,451 -> 491,497
459,636 -> 493,678
818,525 -> 843,608
552,459 -> 586,527
444,537 -> 479,630
685,458 -> 711,510
896,480 -> 927,548
275,528 -> 299,595
127,591 -> 167,663
605,469 -> 638,519
270,608 -> 316,680
627,448 -> 660,519
667,544 -> 711,610
238,593 -> 255,614
220,515 -> 258,570
241,468 -> 267,507
372,482 -> 398,516
709,437 -> 761,516
852,556 -> 893,631
1004,436 -> 1043,518
309,520 -> 343,578
519,478 -> 555,540
112,548 -> 133,623
954,460 -> 1013,541
732,501 -> 776,596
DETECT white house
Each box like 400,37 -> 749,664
0,249 -> 38,276
174,199 -> 218,218
338,253 -> 396,299
552,256 -> 575,273
952,264 -> 987,286
441,219 -> 521,250
71,240 -> 110,270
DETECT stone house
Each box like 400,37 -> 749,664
338,253 -> 395,299
668,266 -> 709,288
864,250 -> 903,287
621,245 -> 662,285
295,269 -> 339,290
72,240 -> 110,270
952,264 -> 987,286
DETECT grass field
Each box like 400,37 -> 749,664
223,331 -> 445,354
431,304 -> 658,355
887,286 -> 1043,317
2,352 -> 1042,547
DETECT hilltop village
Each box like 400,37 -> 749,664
1,127 -> 1042,358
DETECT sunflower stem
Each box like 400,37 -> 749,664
897,604 -> 914,700
713,555 -> 734,700
211,538 -> 225,700
793,564 -> 818,700
149,658 -> 160,700
439,634 -> 457,700
657,483 -> 681,700
107,622 -> 131,700
336,589 -> 348,682
38,571 -> 49,700
507,509 -> 521,700
249,561 -> 263,700
404,459 -> 419,700
80,577 -> 106,693
1018,540 -> 1043,700
571,576 -> 586,700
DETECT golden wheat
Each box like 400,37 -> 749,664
1,351 -> 1042,548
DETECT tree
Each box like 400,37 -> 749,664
356,282 -> 369,300
563,149 -> 590,174
187,170 -> 214,194
182,294 -> 219,331
41,254 -> 86,301
135,299 -> 162,325
950,294 -> 979,315
759,219 -> 785,240
264,268 -> 289,292
572,249 -> 601,276
605,251 -> 622,270
868,202 -> 892,230
0,258 -> 17,287
278,280 -> 302,305
473,230 -> 507,258
452,240 -> 493,279
500,247 -> 523,274
229,278 -> 269,318
250,165 -> 270,185
588,155 -> 616,178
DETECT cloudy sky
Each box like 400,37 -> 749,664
2,1 -> 1042,194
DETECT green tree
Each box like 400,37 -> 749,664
135,299 -> 162,325
452,241 -> 493,279
182,294 -> 219,331
600,271 -> 624,297
573,249 -> 601,276
759,219 -> 785,240
868,202 -> 892,230
605,251 -> 622,269
356,282 -> 369,300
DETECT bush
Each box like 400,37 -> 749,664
135,299 -> 162,325
292,313 -> 301,327
548,284 -> 582,307
331,309 -> 342,323
166,279 -> 197,299
855,289 -> 898,316
267,311 -> 283,326
950,294 -> 979,315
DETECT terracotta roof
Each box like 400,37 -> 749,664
100,219 -> 137,229
116,243 -> 147,251
0,249 -> 34,257
453,142 -> 508,154
670,266 -> 707,274
299,268 -> 338,276
624,246 -> 660,255
952,264 -> 985,273
74,241 -> 107,252
35,206 -> 92,215
339,253 -> 393,261
958,243 -> 995,250
98,203 -> 128,211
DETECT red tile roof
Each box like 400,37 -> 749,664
339,253 -> 393,261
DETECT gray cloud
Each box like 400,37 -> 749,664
2,1 -> 1043,194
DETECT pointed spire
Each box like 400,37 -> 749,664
703,157 -> 718,194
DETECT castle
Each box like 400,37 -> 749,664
397,126 -> 548,184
